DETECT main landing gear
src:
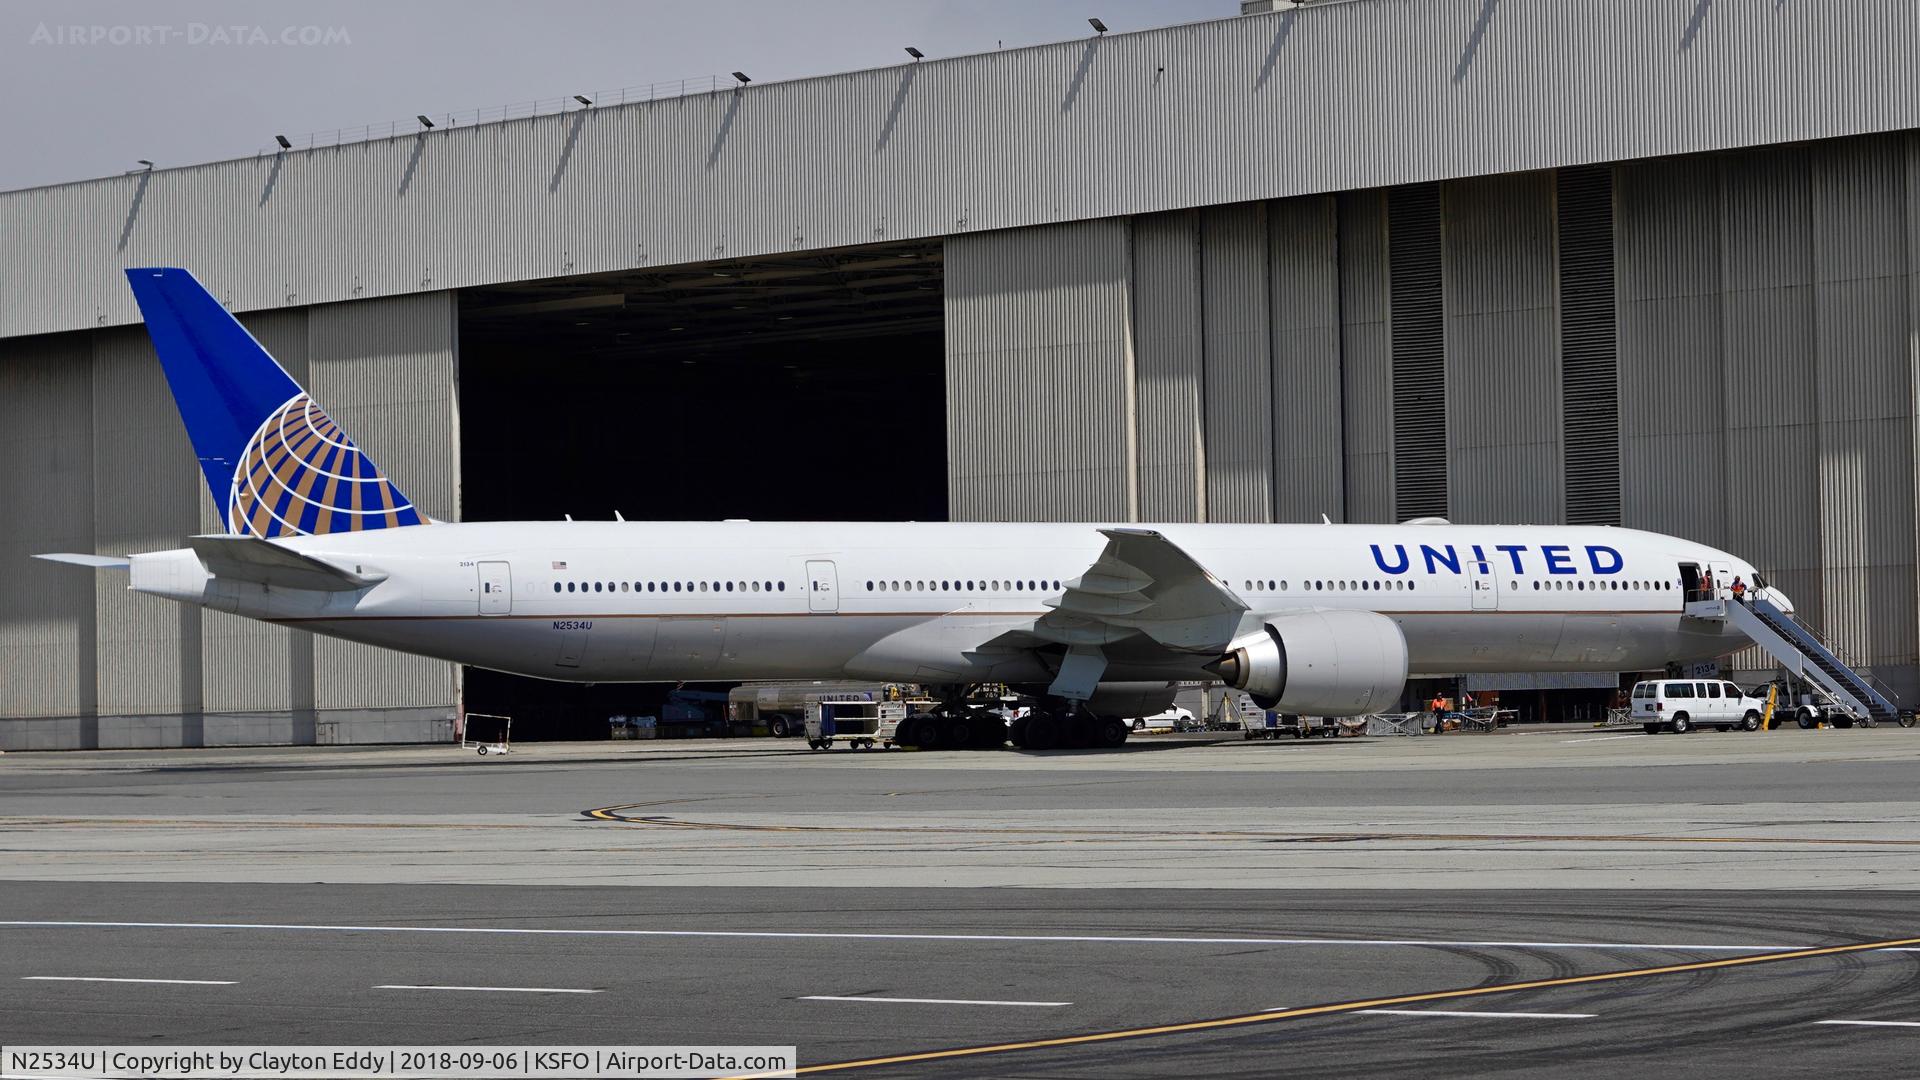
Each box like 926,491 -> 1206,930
1008,701 -> 1130,751
893,688 -> 1132,751
894,687 -> 1009,751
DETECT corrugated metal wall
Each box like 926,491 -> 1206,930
90,326 -> 202,737
1130,211 -> 1205,521
0,335 -> 95,741
1268,196 -> 1345,523
308,293 -> 461,711
1388,183 -> 1448,520
1200,203 -> 1274,523
1442,171 -> 1562,524
1810,136 -> 1916,671
944,220 -> 1137,522
11,0 -> 1920,341
1557,165 -> 1622,525
0,293 -> 458,748
1337,191 -> 1394,523
1616,154 -> 1728,548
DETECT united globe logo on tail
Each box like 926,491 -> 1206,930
123,267 -> 428,539
229,393 -> 423,537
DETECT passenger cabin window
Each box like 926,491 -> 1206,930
1706,684 -> 1721,698
1664,683 -> 1693,698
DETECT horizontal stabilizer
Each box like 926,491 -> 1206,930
33,553 -> 131,570
186,535 -> 385,592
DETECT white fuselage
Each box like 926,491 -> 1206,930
124,521 -> 1764,690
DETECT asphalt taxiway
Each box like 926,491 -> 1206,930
2,728 -> 1917,1076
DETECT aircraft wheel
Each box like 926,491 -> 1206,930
914,717 -> 946,750
1008,716 -> 1032,748
1023,714 -> 1061,751
1094,717 -> 1129,749
1742,712 -> 1762,732
944,717 -> 975,749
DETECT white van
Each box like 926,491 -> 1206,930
1630,679 -> 1767,734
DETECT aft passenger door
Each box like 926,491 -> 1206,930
806,560 -> 839,613
477,561 -> 512,615
1469,557 -> 1498,611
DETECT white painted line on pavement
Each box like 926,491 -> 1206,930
1815,1020 -> 1920,1028
0,919 -> 1821,954
374,984 -> 601,994
802,995 -> 1070,1007
21,976 -> 235,985
1560,734 -> 1652,743
1360,1009 -> 1596,1019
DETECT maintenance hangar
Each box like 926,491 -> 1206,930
3,0 -> 1918,748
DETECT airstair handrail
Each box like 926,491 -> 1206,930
1745,597 -> 1903,707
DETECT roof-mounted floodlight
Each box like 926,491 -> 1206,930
573,94 -> 592,106
732,71 -> 751,84
1088,17 -> 1108,33
274,135 -> 292,149
905,46 -> 924,59
416,114 -> 434,129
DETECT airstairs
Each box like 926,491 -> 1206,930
1707,594 -> 1904,724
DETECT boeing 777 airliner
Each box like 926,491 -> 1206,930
39,268 -> 1790,749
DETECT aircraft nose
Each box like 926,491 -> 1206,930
1762,585 -> 1795,613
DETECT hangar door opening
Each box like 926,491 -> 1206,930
456,240 -> 945,738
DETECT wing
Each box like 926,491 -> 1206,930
990,528 -> 1249,654
186,535 -> 385,592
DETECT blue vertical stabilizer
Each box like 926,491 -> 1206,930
123,268 -> 424,536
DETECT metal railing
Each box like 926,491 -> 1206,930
256,76 -> 730,156
1746,596 -> 1904,709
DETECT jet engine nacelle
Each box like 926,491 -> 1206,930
1211,610 -> 1408,715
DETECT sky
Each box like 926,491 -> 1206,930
1,0 -> 1233,192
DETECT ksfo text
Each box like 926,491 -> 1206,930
3,1045 -> 800,1078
